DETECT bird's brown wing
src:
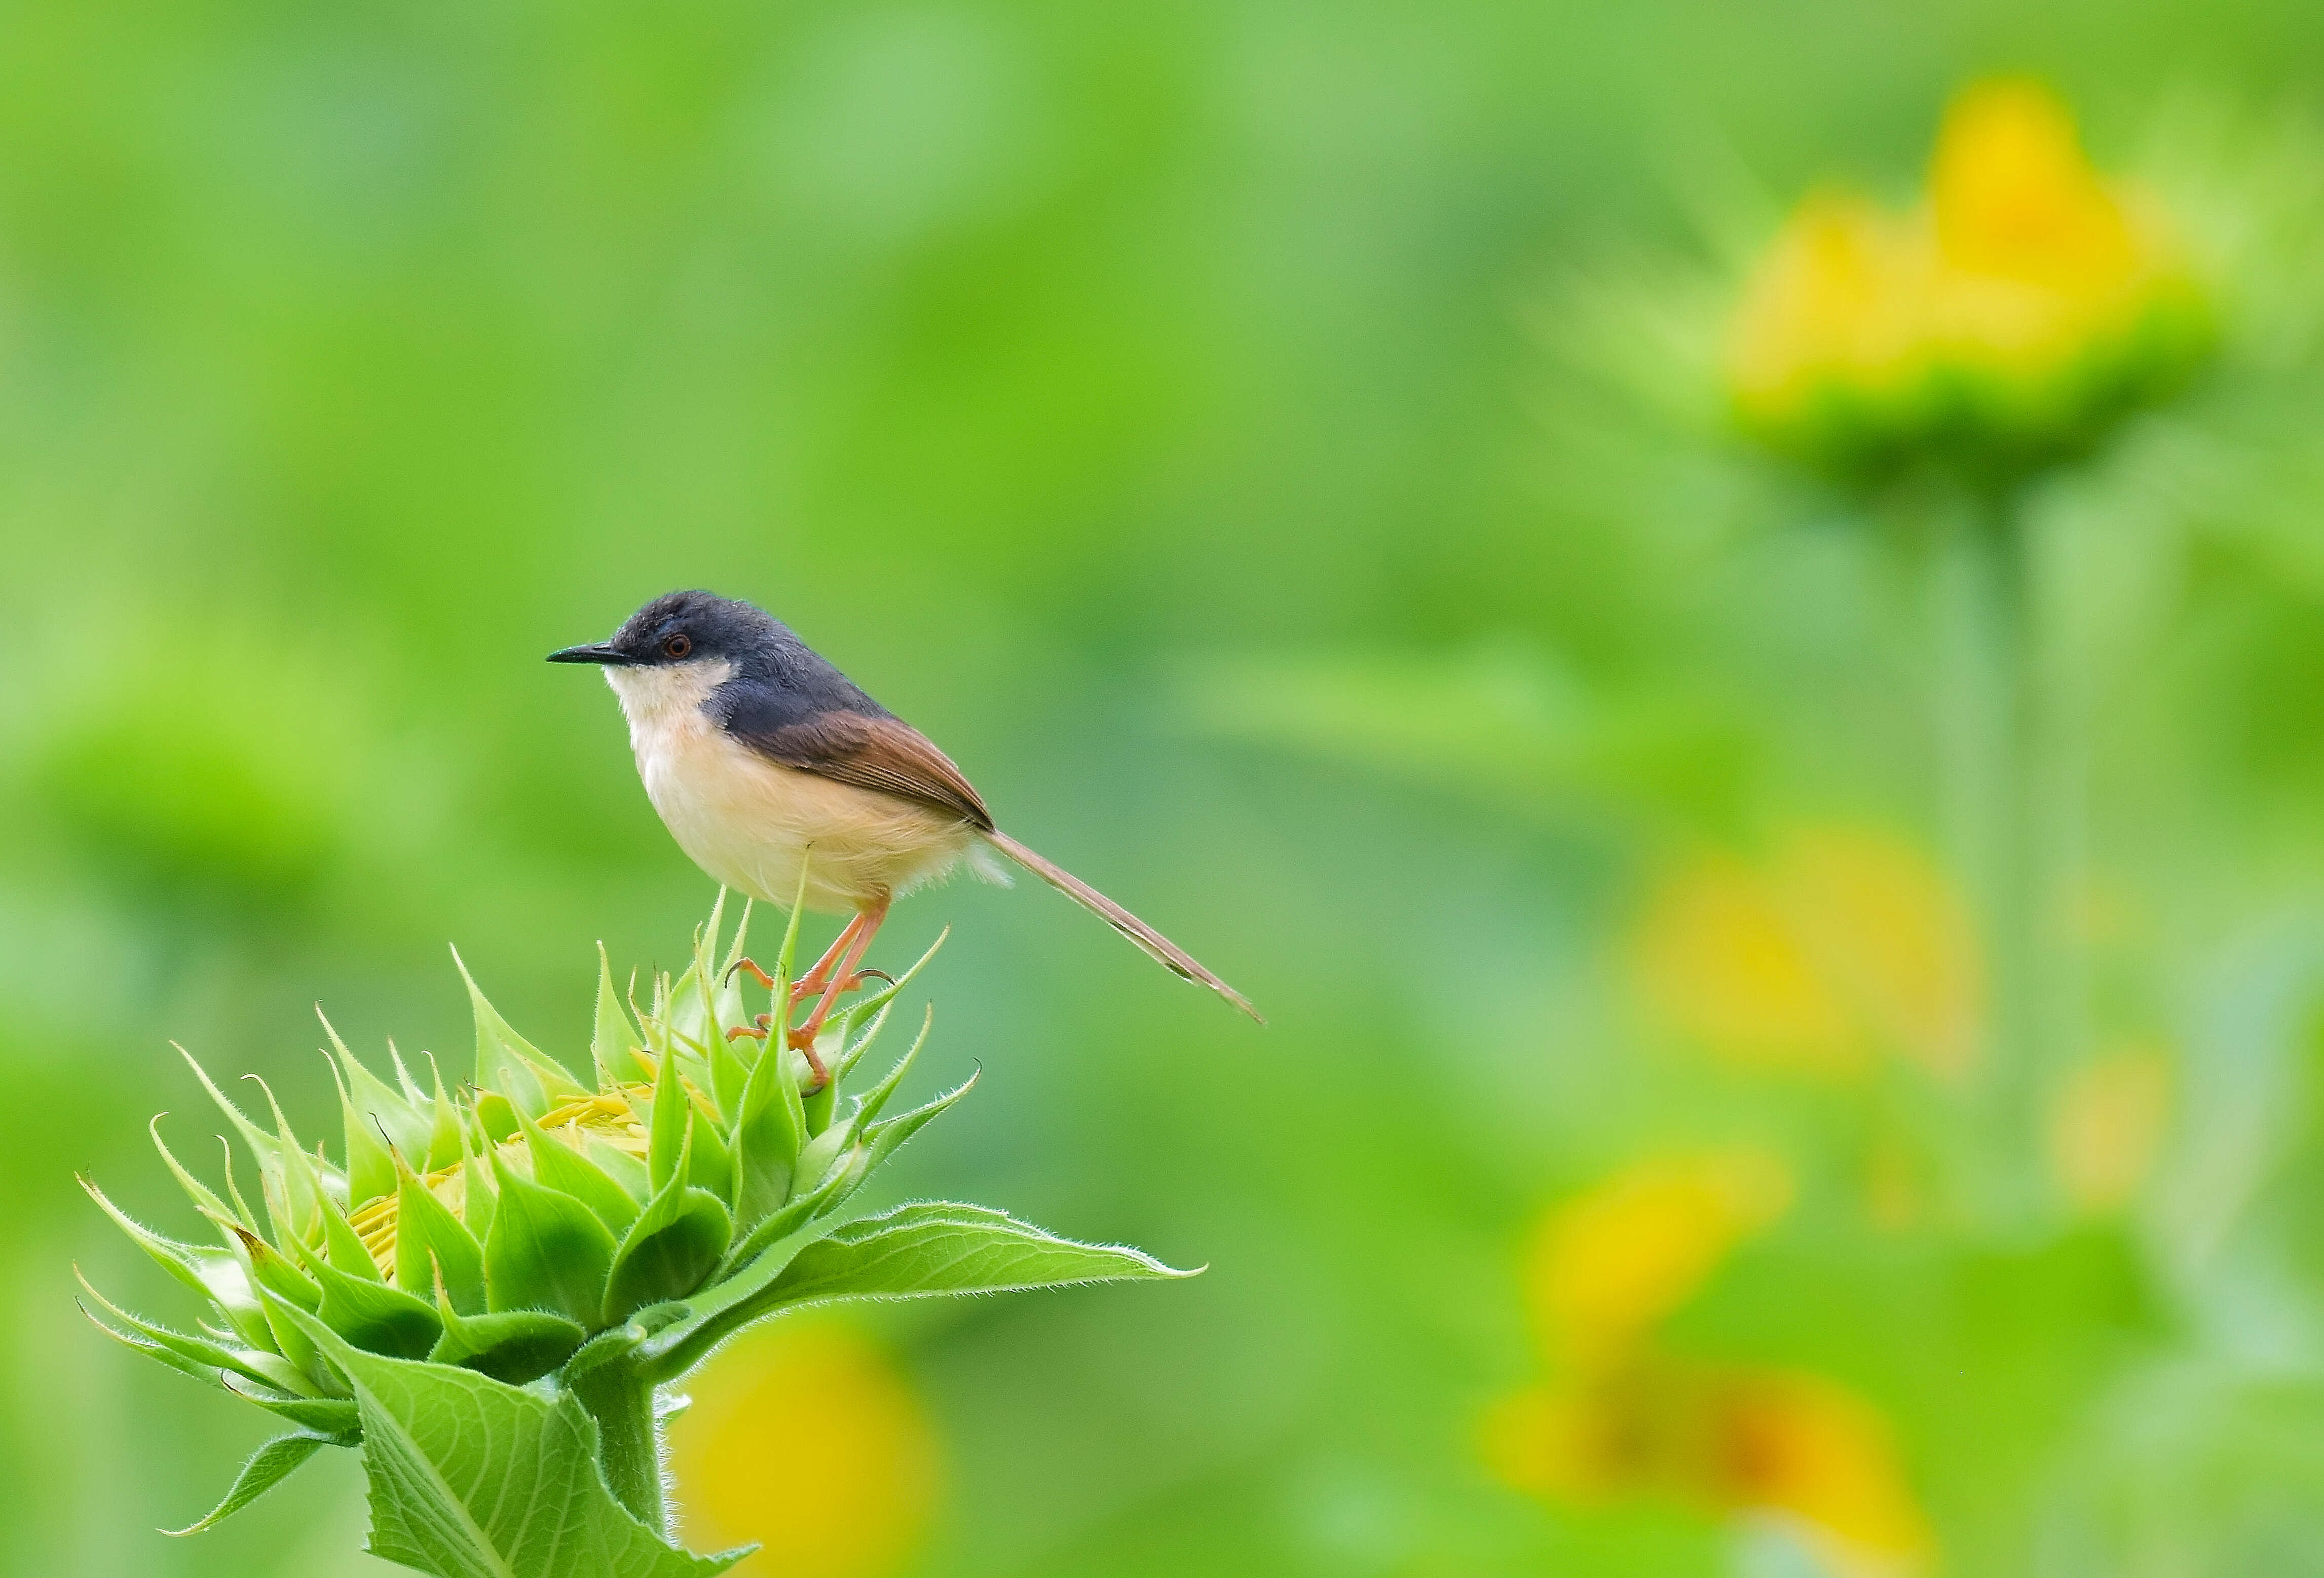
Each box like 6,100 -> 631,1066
732,710 -> 995,832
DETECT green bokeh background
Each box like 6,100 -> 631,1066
10,2 -> 2324,1573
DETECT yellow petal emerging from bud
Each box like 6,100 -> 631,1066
347,1087 -> 654,1278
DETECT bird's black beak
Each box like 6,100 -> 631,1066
547,642 -> 637,666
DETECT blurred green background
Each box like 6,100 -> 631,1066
10,1 -> 2324,1574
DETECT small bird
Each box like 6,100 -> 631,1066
552,590 -> 1258,1079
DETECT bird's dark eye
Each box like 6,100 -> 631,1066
662,633 -> 693,659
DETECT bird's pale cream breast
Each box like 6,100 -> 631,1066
603,660 -> 971,912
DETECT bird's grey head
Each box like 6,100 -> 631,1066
552,588 -> 883,735
549,589 -> 780,672
549,589 -> 796,728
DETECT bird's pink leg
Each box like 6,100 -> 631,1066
786,916 -> 867,1003
787,901 -> 888,1086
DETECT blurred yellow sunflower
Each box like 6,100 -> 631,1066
1487,1362 -> 1932,1578
1527,1149 -> 1794,1365
1729,78 -> 2209,479
2048,1042 -> 2173,1213
671,1318 -> 942,1578
1632,828 -> 1982,1084
1486,1150 -> 1933,1576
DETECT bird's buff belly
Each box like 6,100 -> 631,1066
634,724 -> 972,913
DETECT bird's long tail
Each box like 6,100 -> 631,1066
983,829 -> 1263,1024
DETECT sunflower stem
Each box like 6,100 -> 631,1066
567,1360 -> 666,1534
1937,486 -> 2057,1223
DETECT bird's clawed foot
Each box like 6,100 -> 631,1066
727,1012 -> 831,1087
728,953 -> 891,1005
732,906 -> 890,1097
724,957 -> 777,992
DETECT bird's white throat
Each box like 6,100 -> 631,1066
604,658 -> 736,744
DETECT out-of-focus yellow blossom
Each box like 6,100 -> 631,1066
672,1318 -> 941,1578
2049,1043 -> 2173,1212
1728,194 -> 1934,460
1486,1364 -> 1931,1577
1528,1149 -> 1794,1363
1634,855 -> 1862,1077
1634,828 -> 1982,1084
1729,78 -> 2209,480
1931,81 -> 2140,291
1488,1153 -> 1933,1575
1785,830 -> 1982,1082
1716,1371 -> 1931,1577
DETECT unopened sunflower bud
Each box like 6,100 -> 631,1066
79,890 -> 1193,1575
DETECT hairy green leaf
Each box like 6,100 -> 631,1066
78,1295 -> 250,1399
592,944 -> 647,1088
516,1105 -> 639,1237
585,1134 -> 652,1206
428,1304 -> 585,1387
635,1211 -> 836,1382
604,1169 -> 732,1326
76,1270 -> 311,1395
307,1185 -> 388,1284
684,1101 -> 734,1206
278,1307 -> 743,1577
395,1154 -> 487,1316
333,1063 -> 400,1219
249,1280 -> 338,1397
321,1009 -> 432,1207
760,1202 -> 1197,1308
851,1004 -> 934,1131
248,1074 -> 333,1253
310,1256 -> 443,1360
220,1376 -> 363,1435
645,1048 -> 688,1195
454,947 -> 588,1117
727,1037 -> 801,1234
175,1047 -> 289,1218
147,1116 -> 242,1229
483,1153 -> 615,1328
164,1431 -> 342,1537
422,1055 -> 468,1172
227,1222 -> 323,1312
79,1175 -> 273,1349
811,1069 -> 977,1209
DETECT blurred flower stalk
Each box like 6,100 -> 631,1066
1727,80 -> 2214,1218
77,888 -> 1191,1577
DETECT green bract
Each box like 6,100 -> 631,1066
80,890 -> 1194,1575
